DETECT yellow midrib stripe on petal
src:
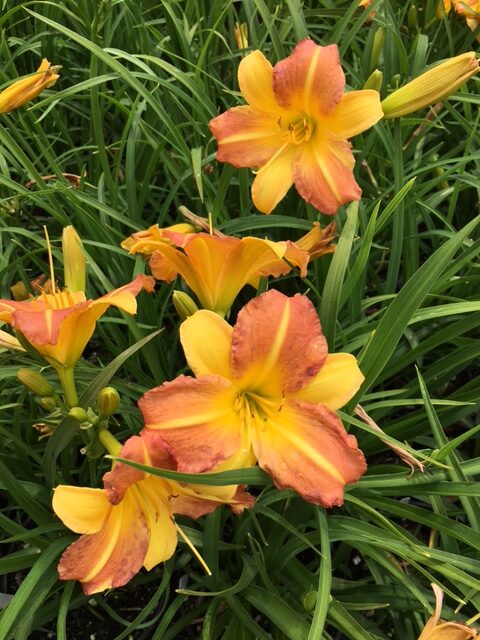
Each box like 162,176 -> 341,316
82,501 -> 126,583
254,300 -> 290,390
151,406 -> 234,430
281,423 -> 345,484
304,47 -> 321,113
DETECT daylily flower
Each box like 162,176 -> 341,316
209,39 -> 383,215
122,222 -> 335,317
418,584 -> 477,639
382,52 -> 479,119
453,0 -> 480,37
139,290 -> 366,507
0,274 -> 153,373
53,431 -> 253,594
0,59 -> 60,113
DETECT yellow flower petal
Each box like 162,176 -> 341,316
52,486 -> 110,534
251,144 -> 296,214
326,90 -> 383,139
238,50 -> 278,112
180,310 -> 233,378
293,353 -> 364,410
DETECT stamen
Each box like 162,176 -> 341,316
43,226 -> 56,295
174,520 -> 212,576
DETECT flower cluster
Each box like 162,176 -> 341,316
2,34 -> 478,616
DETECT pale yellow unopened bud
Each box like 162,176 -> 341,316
0,59 -> 60,114
364,69 -> 383,92
0,330 -> 25,352
382,52 -> 479,119
97,386 -> 120,418
234,22 -> 249,50
62,225 -> 86,292
172,290 -> 199,320
17,368 -> 55,397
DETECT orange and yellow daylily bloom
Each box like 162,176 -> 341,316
139,289 -> 366,507
418,584 -> 477,639
209,39 -> 383,215
122,223 -> 335,317
53,431 -> 253,594
0,274 -> 153,371
0,59 -> 60,113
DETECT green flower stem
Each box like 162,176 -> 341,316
56,366 -> 79,409
98,429 -> 122,457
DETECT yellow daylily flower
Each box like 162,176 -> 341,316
209,39 -> 383,215
122,222 -> 336,317
140,290 -> 366,508
382,52 -> 479,119
0,59 -> 60,113
53,431 -> 253,594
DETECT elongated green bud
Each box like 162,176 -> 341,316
62,225 -> 86,292
17,368 -> 55,397
370,28 -> 385,72
364,69 -> 383,92
172,290 -> 199,321
97,387 -> 120,419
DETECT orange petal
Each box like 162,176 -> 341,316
273,40 -> 344,116
231,290 -> 328,396
326,90 -> 383,139
251,144 -> 296,214
180,310 -> 233,377
293,353 -> 364,410
238,50 -> 279,112
172,483 -> 254,519
52,486 -> 110,534
209,105 -> 283,168
139,375 -> 242,473
292,134 -> 361,215
295,221 -> 337,261
57,490 -> 149,595
252,400 -> 366,507
103,433 -> 175,505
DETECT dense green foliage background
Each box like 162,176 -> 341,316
0,0 -> 479,638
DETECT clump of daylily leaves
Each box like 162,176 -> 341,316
0,36 -> 479,637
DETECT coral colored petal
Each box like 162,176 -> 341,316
52,486 -> 110,534
326,90 -> 383,139
251,144 -> 296,214
293,134 -> 361,215
209,106 -> 283,168
103,433 -> 175,505
57,491 -> 148,595
273,40 -> 345,115
238,50 -> 278,112
231,290 -> 327,396
172,483 -> 254,519
139,375 -> 242,473
252,400 -> 366,507
293,353 -> 364,410
180,310 -> 233,378
94,274 -> 155,315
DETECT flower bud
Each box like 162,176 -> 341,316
68,407 -> 89,423
370,28 -> 385,72
382,52 -> 479,119
62,226 -> 86,292
172,290 -> 199,321
234,22 -> 249,50
363,69 -> 383,92
0,330 -> 25,352
39,396 -> 57,411
97,387 -> 120,418
302,589 -> 317,612
0,59 -> 60,113
17,368 -> 55,397
407,5 -> 418,30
